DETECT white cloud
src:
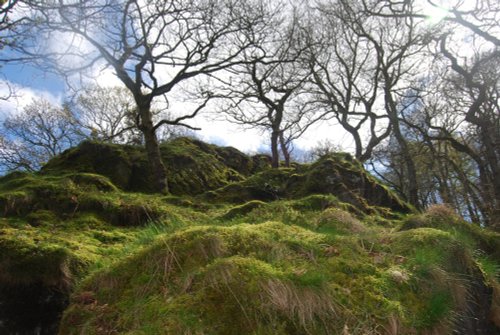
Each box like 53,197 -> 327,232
191,112 -> 354,155
0,80 -> 62,119
76,66 -> 125,89
195,116 -> 264,153
293,120 -> 355,152
93,68 -> 124,88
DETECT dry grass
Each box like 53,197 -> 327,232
316,208 -> 366,234
261,279 -> 337,330
425,204 -> 460,221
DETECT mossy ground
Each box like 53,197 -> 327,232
52,199 -> 500,335
0,141 -> 499,334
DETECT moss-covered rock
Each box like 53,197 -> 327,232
288,155 -> 410,213
204,167 -> 294,203
221,200 -> 267,220
41,141 -> 142,191
41,137 -> 268,195
205,154 -> 412,216
159,137 -> 244,195
40,138 -> 408,216
0,172 -> 167,227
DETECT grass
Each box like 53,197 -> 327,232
0,145 -> 499,335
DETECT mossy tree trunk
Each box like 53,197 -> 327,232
279,132 -> 291,167
137,99 -> 168,194
270,129 -> 280,168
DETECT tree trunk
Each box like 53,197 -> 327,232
478,119 -> 500,230
279,132 -> 290,167
270,129 -> 280,168
138,103 -> 169,194
393,125 -> 420,208
382,78 -> 420,209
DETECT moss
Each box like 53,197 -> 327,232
203,168 -> 294,203
42,141 -> 139,191
315,208 -> 367,235
65,173 -> 118,192
1,139 -> 498,334
41,138 -> 254,195
289,194 -> 340,211
35,208 -> 498,334
206,154 -> 412,217
160,138 -> 243,195
400,205 -> 500,261
221,200 -> 267,220
289,155 -> 410,213
59,221 -> 413,334
416,291 -> 453,329
0,172 -> 182,227
0,231 -> 81,287
25,210 -> 59,227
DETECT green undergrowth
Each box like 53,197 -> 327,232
1,140 -> 499,334
0,171 -> 215,291
58,201 -> 500,334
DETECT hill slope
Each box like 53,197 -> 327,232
0,138 -> 498,334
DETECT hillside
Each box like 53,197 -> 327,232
0,138 -> 499,335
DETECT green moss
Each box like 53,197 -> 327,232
204,167 -> 294,203
400,205 -> 500,261
416,291 -> 453,328
42,141 -> 139,191
58,220 -> 416,334
315,207 -> 367,235
41,138 -> 254,196
206,154 -> 412,217
290,194 -> 340,211
0,139 -> 498,335
221,200 -> 267,220
476,253 -> 500,280
0,230 -> 82,287
25,210 -> 59,227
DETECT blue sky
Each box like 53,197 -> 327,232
2,62 -> 65,94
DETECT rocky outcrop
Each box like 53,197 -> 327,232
205,153 -> 412,214
41,137 -> 271,195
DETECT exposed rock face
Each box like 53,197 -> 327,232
0,283 -> 69,335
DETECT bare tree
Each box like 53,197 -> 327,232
367,0 -> 500,227
216,8 -> 319,167
73,85 -> 140,144
309,2 -> 392,162
0,0 -> 20,48
309,0 -> 431,208
0,98 -> 83,172
20,0 -> 269,193
405,56 -> 499,227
